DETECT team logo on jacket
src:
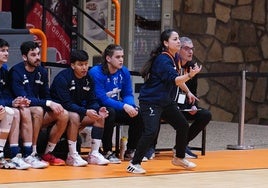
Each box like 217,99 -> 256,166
0,79 -> 5,86
35,72 -> 44,85
83,78 -> 90,91
23,74 -> 29,85
69,80 -> 76,90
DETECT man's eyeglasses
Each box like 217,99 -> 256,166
181,46 -> 195,52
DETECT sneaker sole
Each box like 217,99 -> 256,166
87,160 -> 109,165
88,162 -> 109,165
66,163 -> 88,167
171,159 -> 197,169
31,165 -> 49,169
49,162 -> 66,166
15,166 -> 31,170
109,160 -> 121,164
1,165 -> 16,169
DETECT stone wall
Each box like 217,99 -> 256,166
173,0 -> 268,125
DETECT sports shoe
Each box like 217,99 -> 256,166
172,146 -> 198,159
42,152 -> 65,166
25,152 -> 49,169
126,162 -> 146,174
144,147 -> 155,160
171,157 -> 197,169
142,156 -> 148,162
104,151 -> 121,164
87,152 -> 110,165
11,153 -> 31,170
185,147 -> 198,159
66,152 -> 88,167
124,149 -> 135,161
0,158 -> 16,169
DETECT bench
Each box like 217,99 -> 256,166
114,122 -> 206,157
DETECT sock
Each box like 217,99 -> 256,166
45,142 -> 56,154
23,146 -> 32,157
9,144 -> 20,158
22,142 -> 33,157
0,140 -> 4,152
68,140 -> 77,155
32,145 -> 37,153
90,139 -> 101,154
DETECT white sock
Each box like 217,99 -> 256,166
90,139 -> 101,154
32,145 -> 37,153
45,142 -> 56,154
68,140 -> 77,155
0,139 -> 6,152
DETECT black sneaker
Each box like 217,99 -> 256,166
185,146 -> 198,159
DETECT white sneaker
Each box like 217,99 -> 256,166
11,153 -> 31,170
87,152 -> 109,165
25,152 -> 49,169
126,162 -> 146,174
142,157 -> 148,162
0,158 -> 16,169
171,157 -> 196,169
104,151 -> 121,164
66,152 -> 88,167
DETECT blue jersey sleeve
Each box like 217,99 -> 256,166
89,66 -> 136,110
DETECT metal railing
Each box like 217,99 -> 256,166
38,0 -> 120,55
131,70 -> 268,150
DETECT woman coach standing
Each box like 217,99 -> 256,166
126,29 -> 202,174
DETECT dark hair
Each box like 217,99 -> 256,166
140,29 -> 178,79
101,44 -> 123,74
20,41 -> 39,56
0,38 -> 9,48
70,49 -> 89,64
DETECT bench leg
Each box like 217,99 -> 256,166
115,124 -> 120,157
201,128 -> 206,155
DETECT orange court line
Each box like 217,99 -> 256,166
1,149 -> 268,184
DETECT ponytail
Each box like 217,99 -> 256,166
140,28 -> 178,80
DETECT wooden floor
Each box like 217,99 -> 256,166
1,149 -> 268,187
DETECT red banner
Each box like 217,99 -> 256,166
26,2 -> 71,64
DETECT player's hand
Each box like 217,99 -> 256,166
98,107 -> 109,119
50,101 -> 64,115
123,104 -> 138,118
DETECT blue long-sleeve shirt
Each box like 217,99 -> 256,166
50,68 -> 100,117
0,66 -> 13,106
9,62 -> 51,107
88,65 -> 136,111
138,53 -> 179,107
